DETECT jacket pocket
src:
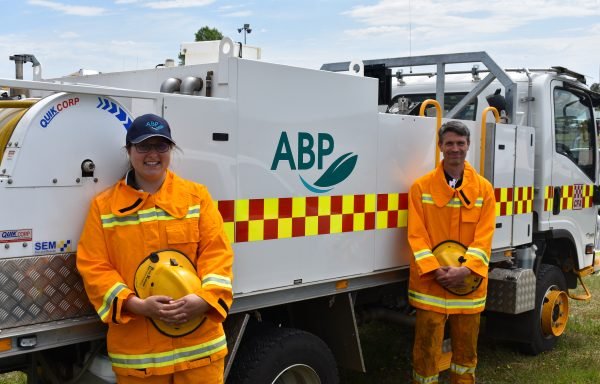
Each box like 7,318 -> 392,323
166,222 -> 199,244
165,221 -> 200,258
461,207 -> 481,223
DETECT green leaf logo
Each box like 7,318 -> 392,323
313,152 -> 358,188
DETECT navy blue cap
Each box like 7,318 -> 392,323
126,113 -> 175,145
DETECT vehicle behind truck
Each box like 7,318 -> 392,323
0,39 -> 599,383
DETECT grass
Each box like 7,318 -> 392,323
2,276 -> 599,384
343,274 -> 600,384
0,372 -> 25,384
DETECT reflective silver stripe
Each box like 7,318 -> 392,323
447,198 -> 462,207
202,274 -> 232,290
101,205 -> 200,228
98,282 -> 127,321
474,197 -> 484,207
422,194 -> 434,205
413,370 -> 438,384
187,206 -> 200,217
414,249 -> 435,261
466,247 -> 489,266
450,362 -> 476,375
409,290 -> 486,310
109,335 -> 227,369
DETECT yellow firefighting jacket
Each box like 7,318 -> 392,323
77,170 -> 233,377
407,161 -> 495,314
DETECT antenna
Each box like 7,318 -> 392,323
408,0 -> 412,73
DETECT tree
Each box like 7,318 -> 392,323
179,26 -> 224,65
194,26 -> 223,42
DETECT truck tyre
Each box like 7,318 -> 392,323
521,264 -> 569,355
228,326 -> 339,384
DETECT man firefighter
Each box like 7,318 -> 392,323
407,120 -> 496,384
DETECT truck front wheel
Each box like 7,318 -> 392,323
521,264 -> 569,355
228,326 -> 339,384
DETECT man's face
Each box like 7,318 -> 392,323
439,131 -> 469,167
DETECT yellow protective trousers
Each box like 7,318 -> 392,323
116,356 -> 224,384
412,309 -> 480,384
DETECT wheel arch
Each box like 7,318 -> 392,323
227,292 -> 365,379
534,229 -> 579,289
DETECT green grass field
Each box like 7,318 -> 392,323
2,276 -> 599,384
343,274 -> 600,384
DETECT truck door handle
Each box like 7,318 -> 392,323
593,185 -> 600,206
552,186 -> 562,215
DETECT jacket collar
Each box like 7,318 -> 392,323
110,170 -> 190,218
430,161 -> 480,209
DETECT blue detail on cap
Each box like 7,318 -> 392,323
96,97 -> 132,129
145,121 -> 165,131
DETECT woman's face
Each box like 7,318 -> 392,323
128,137 -> 172,184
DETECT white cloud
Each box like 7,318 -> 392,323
59,31 -> 79,39
28,0 -> 107,16
344,25 -> 406,39
142,0 -> 214,9
0,32 -> 178,79
114,0 -> 141,3
225,10 -> 253,18
590,23 -> 600,34
343,0 -> 600,39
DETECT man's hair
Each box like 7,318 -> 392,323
438,120 -> 470,144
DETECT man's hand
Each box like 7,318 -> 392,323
435,266 -> 471,289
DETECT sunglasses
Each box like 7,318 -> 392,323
133,142 -> 172,153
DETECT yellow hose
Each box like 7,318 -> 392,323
0,100 -> 38,161
0,100 -> 38,108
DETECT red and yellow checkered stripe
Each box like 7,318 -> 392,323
494,186 -> 534,216
544,184 -> 594,211
217,184 -> 592,243
217,193 -> 408,243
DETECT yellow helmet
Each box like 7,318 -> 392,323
432,240 -> 483,296
134,249 -> 205,337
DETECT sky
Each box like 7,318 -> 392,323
0,0 -> 599,85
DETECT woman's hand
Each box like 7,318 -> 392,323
124,295 -> 179,318
158,294 -> 210,325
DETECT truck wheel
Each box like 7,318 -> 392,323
521,264 -> 569,355
228,326 -> 339,384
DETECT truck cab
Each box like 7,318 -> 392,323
321,53 -> 600,354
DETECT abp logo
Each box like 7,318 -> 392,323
271,131 -> 358,193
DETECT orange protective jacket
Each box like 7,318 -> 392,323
77,170 -> 234,378
407,161 -> 496,315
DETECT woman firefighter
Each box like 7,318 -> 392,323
77,113 -> 234,384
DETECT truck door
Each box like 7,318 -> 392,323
549,82 -> 597,268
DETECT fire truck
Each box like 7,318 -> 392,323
0,38 -> 599,383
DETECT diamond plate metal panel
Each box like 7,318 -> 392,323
486,267 -> 536,314
0,253 -> 95,329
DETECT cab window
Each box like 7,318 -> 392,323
387,93 -> 477,120
553,87 -> 596,180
